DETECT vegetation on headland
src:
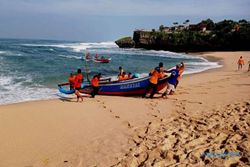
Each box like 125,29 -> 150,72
115,19 -> 250,52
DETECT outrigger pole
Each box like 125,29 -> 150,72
84,49 -> 90,82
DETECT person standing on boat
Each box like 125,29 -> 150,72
143,62 -> 164,98
68,73 -> 76,90
91,73 -> 101,98
118,66 -> 124,77
162,65 -> 179,98
74,69 -> 84,102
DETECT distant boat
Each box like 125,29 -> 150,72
93,57 -> 111,63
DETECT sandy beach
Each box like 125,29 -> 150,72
0,52 -> 249,167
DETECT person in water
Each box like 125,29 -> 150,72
162,65 -> 179,98
175,62 -> 185,88
74,69 -> 84,102
68,73 -> 76,90
91,73 -> 101,98
95,54 -> 99,59
143,62 -> 164,98
238,56 -> 244,70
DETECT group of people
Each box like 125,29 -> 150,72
237,56 -> 250,71
68,69 -> 102,102
67,62 -> 185,102
143,62 -> 185,98
118,66 -> 132,81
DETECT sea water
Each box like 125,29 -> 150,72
0,38 -> 221,105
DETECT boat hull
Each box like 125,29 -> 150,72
58,76 -> 168,96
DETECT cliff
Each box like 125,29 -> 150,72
115,19 -> 250,52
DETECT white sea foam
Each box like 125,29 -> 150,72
0,75 -> 57,105
58,54 -> 82,60
22,41 -> 118,52
0,51 -> 7,54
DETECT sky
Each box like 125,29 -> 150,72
0,0 -> 250,42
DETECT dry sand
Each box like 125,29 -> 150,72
0,52 -> 249,167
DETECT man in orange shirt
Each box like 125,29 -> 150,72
143,62 -> 163,98
238,56 -> 244,70
74,69 -> 84,102
91,73 -> 101,98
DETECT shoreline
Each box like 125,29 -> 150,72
0,51 -> 249,167
0,52 -> 223,106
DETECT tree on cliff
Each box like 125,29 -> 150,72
159,25 -> 164,32
173,22 -> 178,26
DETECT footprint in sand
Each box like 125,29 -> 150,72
123,121 -> 133,128
115,115 -> 120,119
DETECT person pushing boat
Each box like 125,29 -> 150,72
68,73 -> 76,90
162,65 -> 179,98
143,62 -> 164,98
90,73 -> 101,98
175,62 -> 185,88
74,69 -> 84,102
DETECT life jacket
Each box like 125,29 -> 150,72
91,76 -> 99,87
149,68 -> 160,84
74,73 -> 83,88
118,75 -> 127,81
238,58 -> 244,65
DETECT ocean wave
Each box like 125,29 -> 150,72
0,50 -> 23,57
0,75 -> 57,105
58,54 -> 82,60
22,41 -> 118,52
0,51 -> 7,54
90,48 -> 203,60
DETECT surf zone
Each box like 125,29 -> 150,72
120,83 -> 141,90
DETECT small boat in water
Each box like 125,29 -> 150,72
93,54 -> 111,63
93,57 -> 111,63
58,75 -> 168,96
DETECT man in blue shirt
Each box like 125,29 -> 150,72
162,65 -> 179,98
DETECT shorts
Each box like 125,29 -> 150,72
166,83 -> 175,95
75,87 -> 81,91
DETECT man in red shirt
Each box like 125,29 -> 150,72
74,69 -> 84,102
